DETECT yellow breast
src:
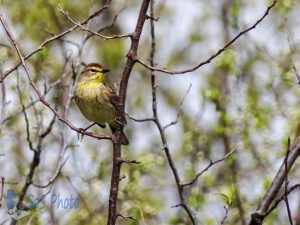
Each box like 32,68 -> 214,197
74,80 -> 116,125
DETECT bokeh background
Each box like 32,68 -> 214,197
1,0 -> 300,224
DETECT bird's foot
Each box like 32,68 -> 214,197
77,127 -> 93,141
115,118 -> 125,127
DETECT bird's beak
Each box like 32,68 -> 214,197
102,69 -> 110,73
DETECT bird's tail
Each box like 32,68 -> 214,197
110,125 -> 129,145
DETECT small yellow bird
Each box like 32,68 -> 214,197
74,63 -> 129,145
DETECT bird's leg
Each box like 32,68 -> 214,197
77,122 -> 97,141
78,122 -> 95,133
77,122 -> 107,141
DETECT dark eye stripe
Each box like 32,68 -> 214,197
90,69 -> 97,72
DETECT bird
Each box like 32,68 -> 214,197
74,63 -> 129,145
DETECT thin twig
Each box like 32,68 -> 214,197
221,204 -> 232,225
182,147 -> 237,187
163,84 -> 192,130
126,113 -> 154,122
249,136 -> 300,225
147,0 -> 196,224
59,5 -> 131,41
16,73 -> 35,152
136,0 -> 278,75
84,14 -> 119,42
0,0 -> 112,82
0,12 -> 112,141
284,138 -> 294,225
285,18 -> 300,84
33,157 -> 68,188
265,184 -> 300,217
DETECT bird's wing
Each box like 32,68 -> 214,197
104,82 -> 127,125
104,82 -> 119,110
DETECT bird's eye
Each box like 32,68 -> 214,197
90,69 -> 97,73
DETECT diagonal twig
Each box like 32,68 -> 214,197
0,0 -> 112,82
284,138 -> 294,225
136,0 -> 278,75
163,84 -> 192,131
58,5 -> 131,41
182,147 -> 237,187
0,13 -> 112,141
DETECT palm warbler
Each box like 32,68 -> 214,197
74,63 -> 129,145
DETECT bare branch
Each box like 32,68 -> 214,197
146,1 -> 196,223
0,13 -> 112,142
33,157 -> 67,188
182,147 -> 237,187
84,14 -> 119,42
0,0 -> 112,82
163,84 -> 192,130
126,113 -> 154,122
266,184 -> 300,217
16,74 -> 35,152
58,5 -> 131,40
249,136 -> 300,225
107,1 -> 151,224
285,18 -> 300,84
284,138 -> 294,225
221,204 -> 232,225
136,0 -> 278,75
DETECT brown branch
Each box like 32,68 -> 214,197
284,138 -> 294,225
16,73 -> 37,153
9,112 -> 57,224
285,18 -> 300,84
7,111 -> 58,224
33,131 -> 70,189
136,0 -> 277,75
0,0 -> 112,82
2,63 -> 72,125
249,137 -> 300,225
163,84 -> 192,131
126,113 -> 154,122
107,1 -> 151,225
221,204 -> 232,225
265,184 -> 300,217
182,147 -> 237,187
84,14 -> 120,42
58,5 -> 131,40
146,0 -> 196,224
0,13 -> 90,225
33,157 -> 67,188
